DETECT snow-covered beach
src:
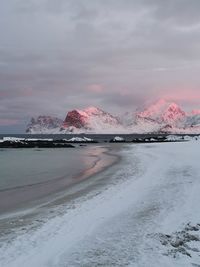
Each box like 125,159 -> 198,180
0,141 -> 200,266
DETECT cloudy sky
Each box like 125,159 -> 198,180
1,0 -> 200,132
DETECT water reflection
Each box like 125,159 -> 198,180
75,146 -> 113,181
0,145 -> 117,214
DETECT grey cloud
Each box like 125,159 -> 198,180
100,92 -> 149,111
1,0 -> 200,131
148,0 -> 200,26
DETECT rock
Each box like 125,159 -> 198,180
26,116 -> 63,133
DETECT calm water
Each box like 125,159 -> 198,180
0,133 -> 170,142
0,147 -> 91,190
0,145 -> 111,213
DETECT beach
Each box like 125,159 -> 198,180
0,141 -> 200,266
0,144 -> 120,214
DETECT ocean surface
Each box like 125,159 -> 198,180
0,133 -> 169,142
0,144 -> 118,215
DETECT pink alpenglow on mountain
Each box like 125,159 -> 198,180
26,100 -> 200,134
60,107 -> 122,133
62,110 -> 88,129
136,99 -> 185,123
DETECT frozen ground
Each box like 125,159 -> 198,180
1,141 -> 200,266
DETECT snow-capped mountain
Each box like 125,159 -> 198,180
26,101 -> 200,134
26,116 -> 63,134
60,106 -> 123,133
185,114 -> 200,127
136,99 -> 185,124
134,99 -> 200,133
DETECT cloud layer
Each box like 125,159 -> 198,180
1,0 -> 200,131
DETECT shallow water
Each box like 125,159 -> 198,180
0,145 -> 114,214
0,147 -> 89,190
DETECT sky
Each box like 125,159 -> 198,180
1,0 -> 200,133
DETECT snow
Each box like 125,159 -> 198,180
2,137 -> 54,142
113,136 -> 125,141
74,109 -> 88,118
66,137 -> 93,142
131,117 -> 163,133
26,116 -> 63,134
1,142 -> 200,266
83,106 -> 102,115
26,100 -> 200,134
25,138 -> 53,141
71,107 -> 123,134
3,137 -> 25,142
166,135 -> 200,141
137,99 -> 185,123
82,137 -> 93,142
166,135 -> 184,141
27,128 -> 61,134
184,135 -> 200,141
74,106 -> 103,118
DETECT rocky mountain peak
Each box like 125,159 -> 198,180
137,99 -> 185,123
26,115 -> 63,133
63,110 -> 88,129
26,101 -> 200,134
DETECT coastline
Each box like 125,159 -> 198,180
1,142 -> 200,266
0,144 -> 120,219
0,144 -> 123,254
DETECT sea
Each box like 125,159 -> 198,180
0,132 -> 168,215
0,133 -> 169,142
0,133 -> 196,266
0,143 -> 119,215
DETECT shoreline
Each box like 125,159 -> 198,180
0,144 -> 120,219
0,133 -> 199,148
1,142 -> 200,266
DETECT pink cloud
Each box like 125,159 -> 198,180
158,87 -> 200,105
87,84 -> 104,93
0,88 -> 34,99
0,119 -> 19,126
191,110 -> 200,115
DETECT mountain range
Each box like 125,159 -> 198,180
26,99 -> 200,134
